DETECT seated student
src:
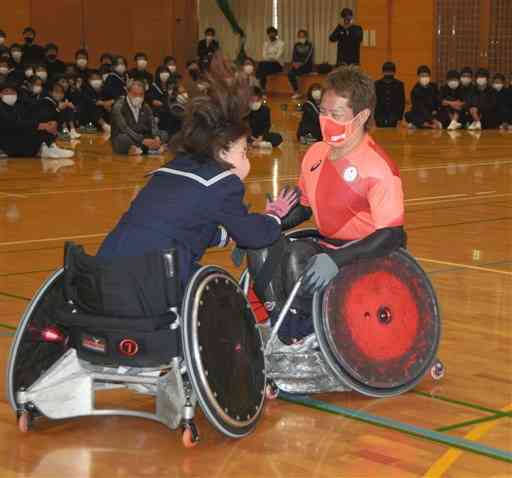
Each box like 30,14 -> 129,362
241,57 -> 258,87
75,49 -> 91,81
34,64 -> 49,87
166,83 -> 188,139
438,70 -> 465,130
288,29 -> 314,99
8,44 -> 25,85
374,61 -> 405,128
0,30 -> 8,59
468,68 -> 498,130
0,58 -> 10,83
79,70 -> 111,134
22,75 -> 45,111
257,27 -> 285,95
100,52 -> 113,69
248,87 -> 283,148
404,65 -> 441,129
459,67 -> 475,127
197,28 -> 219,71
128,52 -> 153,85
162,56 -> 182,84
297,83 -> 323,143
147,66 -> 172,131
0,81 -> 73,158
110,80 -> 166,155
103,56 -> 128,102
54,75 -> 82,139
21,27 -> 45,66
492,73 -> 511,130
96,64 -> 286,300
45,43 -> 65,81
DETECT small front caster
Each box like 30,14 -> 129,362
182,421 -> 200,448
431,359 -> 445,380
18,410 -> 32,433
265,380 -> 279,400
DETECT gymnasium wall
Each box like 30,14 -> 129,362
0,0 -> 198,72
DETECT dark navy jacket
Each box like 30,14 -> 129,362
98,154 -> 281,284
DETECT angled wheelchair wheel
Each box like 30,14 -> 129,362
181,266 -> 266,438
6,269 -> 69,412
313,249 -> 441,398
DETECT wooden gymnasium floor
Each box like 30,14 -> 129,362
0,99 -> 511,478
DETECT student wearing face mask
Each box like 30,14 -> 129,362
404,65 -> 441,129
79,70 -> 111,134
241,58 -> 258,87
147,65 -> 172,132
329,8 -> 363,66
166,84 -> 188,139
468,68 -> 498,130
21,27 -> 45,66
34,65 -> 49,86
110,80 -> 167,155
95,61 -> 284,301
0,31 -> 8,59
0,81 -> 73,158
257,27 -> 285,95
374,61 -> 405,128
248,87 -> 283,148
8,44 -> 25,85
288,30 -> 314,99
162,56 -> 182,84
45,43 -> 65,80
438,70 -> 465,130
297,83 -> 323,143
491,73 -> 511,130
75,49 -> 91,81
198,28 -> 220,71
128,52 -> 153,85
103,56 -> 128,102
22,76 -> 46,111
0,58 -> 11,83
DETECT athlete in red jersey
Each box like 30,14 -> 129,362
247,66 -> 406,342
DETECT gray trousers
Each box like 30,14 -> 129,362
111,130 -> 168,155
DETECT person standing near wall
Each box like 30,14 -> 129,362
329,8 -> 363,66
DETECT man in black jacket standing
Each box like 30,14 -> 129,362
329,8 -> 363,66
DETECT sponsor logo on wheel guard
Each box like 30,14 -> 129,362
81,334 -> 107,354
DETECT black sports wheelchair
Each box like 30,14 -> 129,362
6,229 -> 443,448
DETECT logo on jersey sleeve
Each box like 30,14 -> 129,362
343,166 -> 358,183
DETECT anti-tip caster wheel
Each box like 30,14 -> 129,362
18,410 -> 33,433
265,380 -> 279,400
182,421 -> 200,448
431,359 -> 445,380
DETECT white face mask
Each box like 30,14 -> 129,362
76,58 -> 87,68
168,65 -> 177,73
90,79 -> 102,89
115,65 -> 126,75
250,101 -> 262,111
493,83 -> 504,92
33,85 -> 43,94
298,38 -> 306,44
160,72 -> 170,82
25,69 -> 34,78
177,93 -> 188,104
448,80 -> 459,89
206,36 -> 214,42
476,77 -> 487,87
2,94 -> 17,106
36,71 -> 48,81
137,59 -> 148,69
460,76 -> 472,86
0,67 -> 8,75
12,51 -> 22,61
419,76 -> 430,86
130,96 -> 144,107
243,64 -> 254,75
311,89 -> 322,100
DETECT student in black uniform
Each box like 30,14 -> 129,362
468,68 -> 498,130
21,28 -> 45,66
96,62 -> 288,301
103,56 -> 128,102
45,43 -> 66,81
0,31 -> 8,59
0,58 -> 10,82
0,81 -> 73,158
80,70 -> 111,134
404,65 -> 441,129
166,83 -> 188,139
197,28 -> 219,71
288,29 -> 314,99
129,52 -> 153,85
162,56 -> 182,84
438,70 -> 465,130
22,75 -> 45,111
248,87 -> 283,148
75,49 -> 91,81
100,52 -> 113,68
297,83 -> 323,143
374,61 -> 405,128
329,8 -> 363,66
8,44 -> 25,85
459,67 -> 475,127
147,65 -> 172,132
492,73 -> 511,130
35,64 -> 49,86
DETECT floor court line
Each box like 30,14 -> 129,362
416,258 -> 512,276
436,414 -> 510,433
0,291 -> 30,301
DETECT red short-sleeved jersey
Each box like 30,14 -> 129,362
298,135 -> 404,241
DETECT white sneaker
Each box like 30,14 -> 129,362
70,129 -> 81,139
43,143 -> 74,158
468,121 -> 482,130
447,120 -> 462,130
41,158 -> 75,173
407,123 -> 416,129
